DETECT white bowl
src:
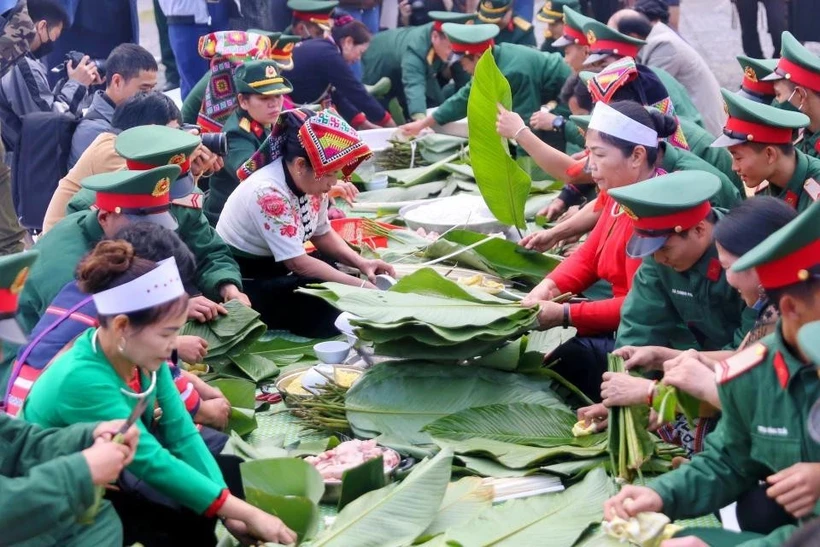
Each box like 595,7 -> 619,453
313,341 -> 351,364
364,174 -> 389,191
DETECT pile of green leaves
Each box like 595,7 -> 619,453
181,300 -> 266,362
607,355 -> 655,482
299,269 -> 538,362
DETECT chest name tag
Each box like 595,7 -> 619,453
671,289 -> 694,298
804,178 -> 820,202
757,425 -> 789,437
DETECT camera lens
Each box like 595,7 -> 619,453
201,133 -> 228,157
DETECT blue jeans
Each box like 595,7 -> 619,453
347,7 -> 380,80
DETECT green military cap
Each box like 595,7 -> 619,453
477,0 -> 513,24
288,0 -> 338,30
537,0 -> 580,23
607,170 -> 721,258
552,6 -> 595,48
582,19 -> 646,66
737,55 -> 778,103
270,34 -> 300,71
234,60 -> 293,96
711,88 -> 809,148
428,11 -> 475,25
0,250 -> 38,344
798,321 -> 820,369
116,126 -> 201,199
732,200 -> 820,289
442,22 -> 498,58
762,32 -> 820,93
81,165 -> 181,231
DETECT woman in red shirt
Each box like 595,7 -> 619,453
497,100 -> 678,399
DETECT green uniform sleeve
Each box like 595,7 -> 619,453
223,129 -> 262,186
0,453 -> 96,544
432,80 -> 472,126
0,414 -> 96,471
649,382 -> 766,519
401,52 -> 432,118
182,74 -> 209,125
57,363 -> 226,514
733,306 -> 760,349
615,261 -> 679,348
176,206 -> 243,299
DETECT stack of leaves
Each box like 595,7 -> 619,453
180,300 -> 266,362
208,378 -> 260,436
607,354 -> 655,482
299,268 -> 539,362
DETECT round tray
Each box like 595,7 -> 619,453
275,365 -> 364,407
399,196 -> 507,235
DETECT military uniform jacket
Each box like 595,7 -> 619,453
204,108 -> 269,226
755,150 -> 820,213
495,17 -> 537,47
616,240 -> 756,351
650,325 -> 820,545
660,143 -> 742,209
433,45 -> 571,126
362,23 -> 469,118
0,414 -> 100,544
796,129 -> 820,161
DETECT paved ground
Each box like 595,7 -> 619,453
137,0 -> 819,91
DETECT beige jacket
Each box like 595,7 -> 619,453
42,132 -> 124,233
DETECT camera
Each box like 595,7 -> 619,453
409,0 -> 430,26
50,50 -> 106,78
182,124 -> 229,157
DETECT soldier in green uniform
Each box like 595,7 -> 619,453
612,171 -> 755,351
476,0 -> 537,48
536,0 -> 579,54
287,0 -> 338,39
762,32 -> 820,161
605,200 -> 820,547
361,11 -> 473,122
204,60 -> 293,226
737,55 -> 778,104
713,89 -> 819,213
581,19 -> 705,129
400,23 -> 571,138
550,6 -> 594,74
0,250 -> 140,547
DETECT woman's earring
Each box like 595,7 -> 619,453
117,337 -> 127,354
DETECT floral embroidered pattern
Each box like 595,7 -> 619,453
256,187 -> 299,237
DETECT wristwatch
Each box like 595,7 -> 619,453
552,115 -> 565,132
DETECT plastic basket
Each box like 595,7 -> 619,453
331,218 -> 399,248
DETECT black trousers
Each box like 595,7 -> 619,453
734,482 -> 797,534
735,0 -> 788,58
547,335 -> 615,402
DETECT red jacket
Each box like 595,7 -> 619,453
547,191 -> 642,336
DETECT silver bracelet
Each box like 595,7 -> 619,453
513,125 -> 528,140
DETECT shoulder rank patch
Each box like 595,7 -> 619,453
706,258 -> 721,282
804,177 -> 820,202
427,47 -> 435,66
239,117 -> 251,133
754,180 -> 770,194
513,16 -> 532,32
171,192 -> 202,210
716,342 -> 768,385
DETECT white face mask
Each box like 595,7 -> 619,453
786,88 -> 805,112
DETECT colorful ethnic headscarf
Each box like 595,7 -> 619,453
237,108 -> 372,181
196,31 -> 272,133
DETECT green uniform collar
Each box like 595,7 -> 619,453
772,321 -> 815,388
777,149 -> 810,202
80,209 -> 106,243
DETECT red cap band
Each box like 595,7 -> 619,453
293,11 -> 331,25
126,158 -> 191,175
433,20 -> 443,32
776,58 -> 820,92
96,192 -> 170,212
633,201 -> 712,232
589,40 -> 641,59
563,26 -> 587,46
0,289 -> 18,314
724,117 -> 794,144
452,40 -> 494,56
742,77 -> 776,96
755,238 -> 820,289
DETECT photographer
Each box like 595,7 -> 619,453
0,0 -> 100,160
68,43 -> 158,169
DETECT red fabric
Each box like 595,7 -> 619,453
126,158 -> 191,175
378,111 -> 393,126
634,201 -> 711,231
724,117 -> 794,144
784,190 -> 799,208
292,12 -> 331,25
589,40 -> 641,58
548,192 -> 642,335
776,58 -> 820,92
755,237 -> 820,289
204,489 -> 230,518
433,20 -> 443,32
706,258 -> 721,282
773,352 -> 789,389
451,41 -> 494,55
563,26 -> 587,46
96,192 -> 170,212
742,77 -> 775,96
0,289 -> 18,314
350,112 -> 367,128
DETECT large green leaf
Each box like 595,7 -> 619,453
417,477 -> 493,541
338,455 -> 386,510
389,267 -> 511,304
433,436 -> 607,469
228,353 -> 280,383
209,378 -> 258,436
438,468 -> 616,546
423,403 -> 607,448
180,300 -> 267,361
353,180 -> 452,205
307,449 -> 453,547
455,456 -> 530,478
221,431 -> 289,460
467,50 -> 531,230
244,489 -> 319,542
345,362 -> 563,446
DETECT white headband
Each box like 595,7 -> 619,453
93,258 -> 185,316
588,101 -> 658,148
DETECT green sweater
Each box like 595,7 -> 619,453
22,329 -> 227,514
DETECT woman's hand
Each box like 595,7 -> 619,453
188,295 -> 228,323
519,228 -> 561,252
600,372 -> 653,408
522,278 -> 561,306
358,259 -> 395,283
577,403 -> 608,432
529,109 -> 557,131
496,104 -> 528,140
662,354 -> 717,404
400,117 -> 431,137
83,438 -> 132,485
177,335 -> 208,365
613,346 -> 668,372
93,421 -> 140,465
604,485 -> 664,521
534,300 -> 565,329
538,197 -> 567,222
190,145 -> 224,177
195,397 -> 231,430
225,509 -> 298,545
328,181 -> 359,206
220,284 -> 251,307
766,463 -> 820,518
